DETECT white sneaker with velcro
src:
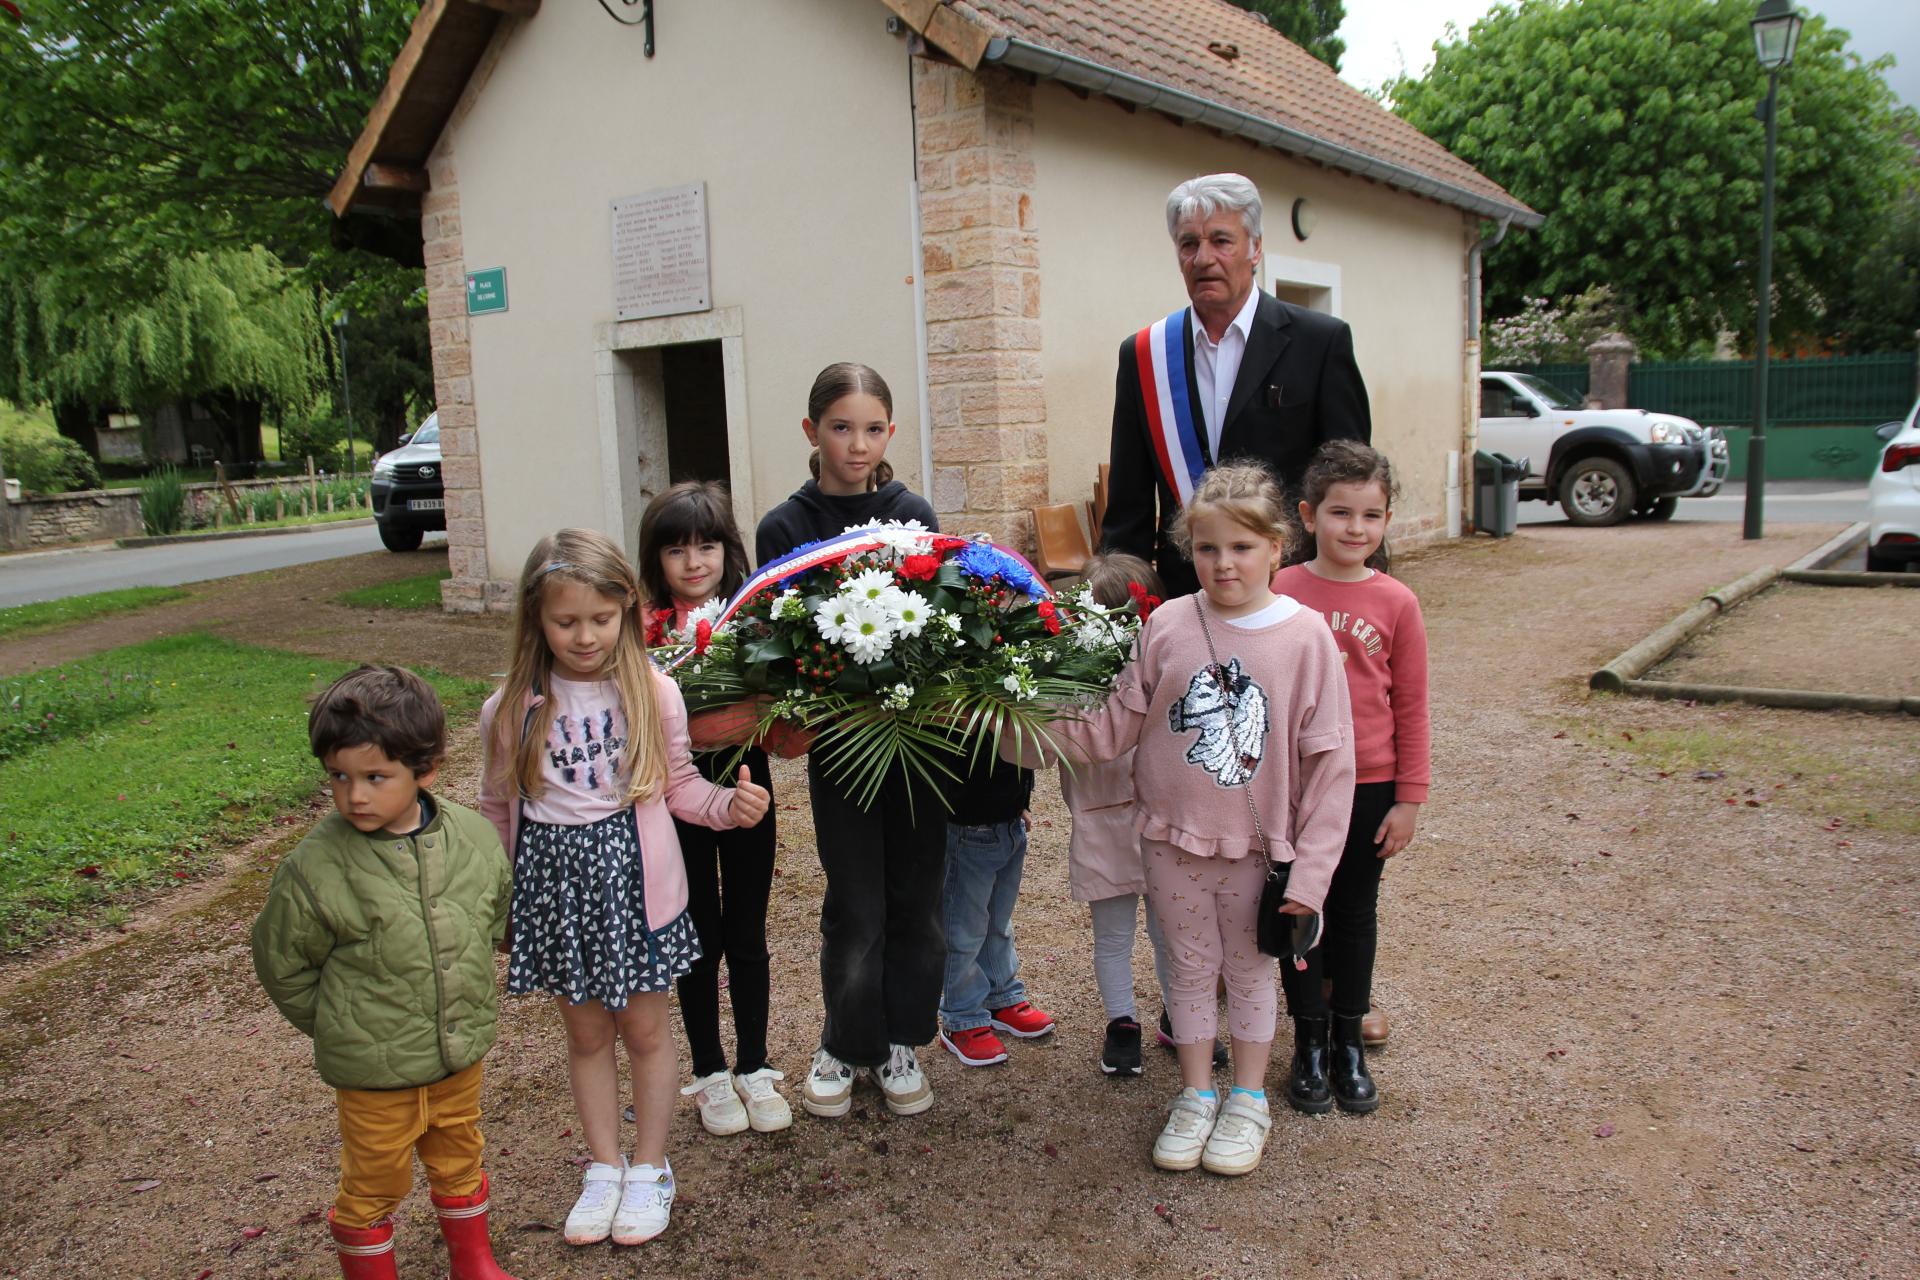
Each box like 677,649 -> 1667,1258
610,1160 -> 675,1246
1151,1087 -> 1219,1172
732,1066 -> 794,1132
681,1069 -> 749,1136
562,1160 -> 624,1245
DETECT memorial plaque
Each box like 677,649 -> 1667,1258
612,183 -> 712,321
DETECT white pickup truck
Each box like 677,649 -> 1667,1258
1479,371 -> 1726,526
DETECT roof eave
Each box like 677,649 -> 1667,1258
981,35 -> 1543,230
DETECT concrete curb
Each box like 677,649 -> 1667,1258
117,518 -> 373,548
1786,522 -> 1866,572
1782,568 -> 1920,588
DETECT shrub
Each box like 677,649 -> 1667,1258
1,431 -> 102,495
139,466 -> 188,535
277,415 -> 348,470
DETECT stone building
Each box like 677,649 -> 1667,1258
329,0 -> 1537,611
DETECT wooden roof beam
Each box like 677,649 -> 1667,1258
877,0 -> 991,71
362,163 -> 430,192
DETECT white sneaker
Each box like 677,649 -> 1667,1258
802,1047 -> 855,1118
731,1066 -> 794,1132
877,1043 -> 933,1116
610,1160 -> 674,1246
680,1069 -> 750,1136
1151,1088 -> 1218,1171
562,1160 -> 624,1245
1200,1092 -> 1272,1176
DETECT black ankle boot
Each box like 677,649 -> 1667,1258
1287,1016 -> 1333,1114
1330,1014 -> 1380,1113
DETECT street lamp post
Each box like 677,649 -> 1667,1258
333,311 -> 357,480
1744,0 -> 1804,540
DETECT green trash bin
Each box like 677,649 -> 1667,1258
1473,449 -> 1527,537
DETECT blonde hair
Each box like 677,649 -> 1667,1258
1171,461 -> 1292,563
490,528 -> 668,808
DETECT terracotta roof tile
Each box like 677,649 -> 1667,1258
952,0 -> 1536,223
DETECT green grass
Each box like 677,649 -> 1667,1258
0,587 -> 191,639
1565,710 -> 1920,837
128,506 -> 369,541
338,570 -> 451,610
0,634 -> 492,947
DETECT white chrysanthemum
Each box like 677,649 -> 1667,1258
814,595 -> 860,645
869,518 -> 934,564
844,568 -> 896,605
844,599 -> 896,663
686,597 -> 729,633
942,612 -> 964,632
879,587 -> 931,638
771,588 -> 808,621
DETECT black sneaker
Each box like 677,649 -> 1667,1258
1100,1017 -> 1143,1075
1157,1010 -> 1230,1070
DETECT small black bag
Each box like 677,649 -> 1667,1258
1255,859 -> 1322,964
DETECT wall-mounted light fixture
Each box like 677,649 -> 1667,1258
1290,198 -> 1316,242
598,0 -> 655,57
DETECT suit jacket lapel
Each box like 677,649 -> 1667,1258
1220,292 -> 1292,455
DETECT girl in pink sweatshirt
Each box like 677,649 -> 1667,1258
1272,441 -> 1431,1117
1015,463 -> 1353,1179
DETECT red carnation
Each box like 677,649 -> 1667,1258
694,619 -> 713,655
899,554 -> 942,581
644,611 -> 667,648
1036,599 -> 1061,635
1127,582 -> 1160,620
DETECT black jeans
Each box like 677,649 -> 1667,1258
808,756 -> 948,1068
674,746 -> 776,1078
1280,780 -> 1396,1019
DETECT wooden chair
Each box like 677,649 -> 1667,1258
1085,500 -> 1100,551
1090,467 -> 1109,547
1030,503 -> 1091,580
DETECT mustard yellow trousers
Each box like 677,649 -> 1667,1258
333,1061 -> 486,1228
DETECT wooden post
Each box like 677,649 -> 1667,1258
306,456 -> 318,514
215,461 -> 242,521
275,489 -> 285,521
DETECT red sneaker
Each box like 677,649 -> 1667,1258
939,1025 -> 1009,1067
989,1001 -> 1056,1039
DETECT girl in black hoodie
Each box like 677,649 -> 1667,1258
755,362 -> 946,1121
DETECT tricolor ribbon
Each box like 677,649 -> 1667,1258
1134,309 -> 1206,508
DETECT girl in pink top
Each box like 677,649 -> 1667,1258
478,528 -> 769,1250
1015,463 -> 1353,1179
1271,441 -> 1431,1117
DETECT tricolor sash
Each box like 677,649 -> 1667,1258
1133,309 -> 1206,507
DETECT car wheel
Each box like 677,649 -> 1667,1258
1865,547 -> 1906,573
1637,495 -> 1679,521
1559,457 -> 1636,527
378,524 -> 425,552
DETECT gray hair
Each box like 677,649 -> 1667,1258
1165,173 -> 1263,241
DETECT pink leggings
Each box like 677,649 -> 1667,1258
1142,841 -> 1277,1046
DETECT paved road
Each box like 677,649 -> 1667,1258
1516,478 -> 1868,529
0,524 -> 446,608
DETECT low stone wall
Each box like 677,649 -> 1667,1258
1,475 -> 362,550
0,488 -> 143,549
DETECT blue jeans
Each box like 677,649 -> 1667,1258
939,820 -> 1029,1032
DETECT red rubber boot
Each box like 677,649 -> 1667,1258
327,1211 -> 398,1280
432,1173 -> 520,1280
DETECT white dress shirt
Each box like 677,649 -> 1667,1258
1189,288 -> 1260,462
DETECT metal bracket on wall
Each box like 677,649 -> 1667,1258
597,0 -> 655,57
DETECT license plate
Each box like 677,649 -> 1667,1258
409,498 -> 445,511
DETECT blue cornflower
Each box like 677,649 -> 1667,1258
955,541 -> 1041,598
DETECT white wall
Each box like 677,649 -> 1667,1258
445,0 -> 922,577
1030,82 -> 1471,537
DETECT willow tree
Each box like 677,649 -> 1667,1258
0,248 -> 326,460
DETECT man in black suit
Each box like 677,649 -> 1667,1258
1102,173 -> 1371,597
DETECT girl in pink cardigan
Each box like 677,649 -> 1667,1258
1016,463 -> 1353,1178
478,528 -> 768,1251
1272,442 -> 1430,1116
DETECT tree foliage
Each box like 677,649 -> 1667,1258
1222,0 -> 1345,72
0,0 -> 430,446
1824,189 -> 1920,353
1391,0 -> 1916,355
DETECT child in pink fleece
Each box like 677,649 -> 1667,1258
1015,463 -> 1353,1179
1271,442 -> 1430,1117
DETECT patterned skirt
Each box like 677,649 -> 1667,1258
506,808 -> 702,1010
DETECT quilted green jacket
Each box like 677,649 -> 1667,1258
251,796 -> 512,1090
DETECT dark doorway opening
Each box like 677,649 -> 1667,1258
661,340 -> 730,485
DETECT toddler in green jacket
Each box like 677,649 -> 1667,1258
252,665 -> 518,1280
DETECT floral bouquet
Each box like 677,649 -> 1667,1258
653,520 -> 1154,810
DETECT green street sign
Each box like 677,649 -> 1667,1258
466,267 -> 508,315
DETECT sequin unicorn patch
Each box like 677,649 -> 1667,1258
1168,658 -> 1268,787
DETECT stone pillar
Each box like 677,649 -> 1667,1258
421,151 -> 493,613
914,59 -> 1046,551
1586,332 -> 1636,410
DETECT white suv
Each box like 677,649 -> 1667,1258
1479,371 -> 1715,526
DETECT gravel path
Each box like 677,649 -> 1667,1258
2,518 -> 1915,1280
